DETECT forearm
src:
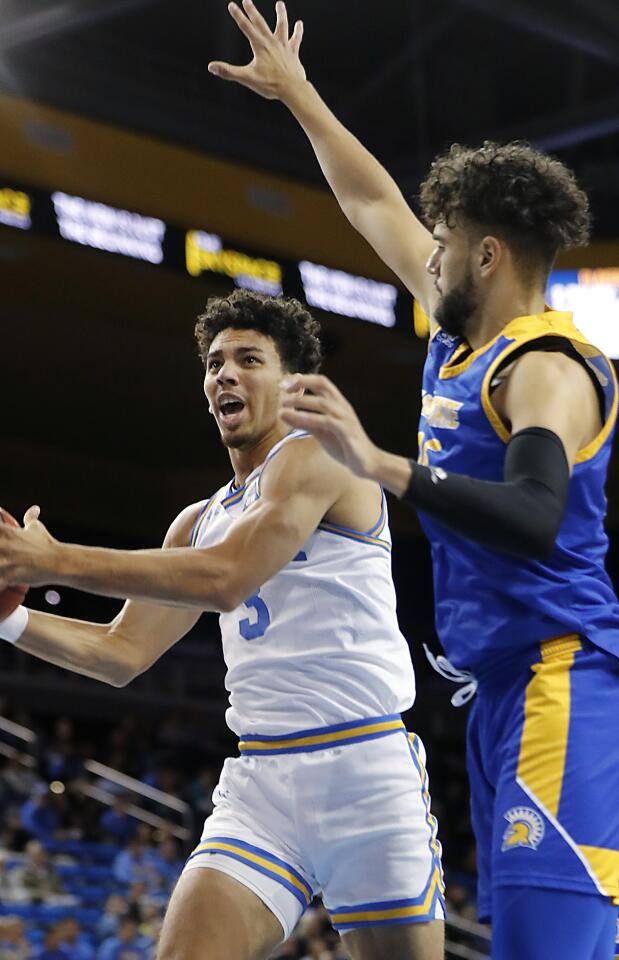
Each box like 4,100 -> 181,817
15,611 -> 132,687
401,429 -> 569,559
284,81 -> 405,221
42,543 -> 228,611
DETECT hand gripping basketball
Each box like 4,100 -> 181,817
0,509 -> 29,620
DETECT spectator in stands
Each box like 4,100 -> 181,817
19,786 -> 60,843
112,838 -> 159,890
144,835 -> 182,892
187,766 -> 216,817
96,918 -> 151,960
10,840 -> 64,903
95,894 -> 129,943
44,718 -> 82,783
1,758 -> 39,804
0,805 -> 30,853
99,795 -> 137,846
54,919 -> 94,960
0,916 -> 32,960
33,926 -> 68,960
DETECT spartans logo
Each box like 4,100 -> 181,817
501,807 -> 545,852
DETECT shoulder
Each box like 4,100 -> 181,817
260,433 -> 352,499
505,348 -> 596,402
164,499 -> 213,548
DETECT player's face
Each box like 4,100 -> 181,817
427,222 -> 479,338
204,328 -> 286,449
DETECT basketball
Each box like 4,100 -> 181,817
0,508 -> 28,619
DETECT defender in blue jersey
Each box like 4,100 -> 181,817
219,5 -> 619,956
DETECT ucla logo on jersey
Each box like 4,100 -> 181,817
421,391 -> 463,430
501,807 -> 545,852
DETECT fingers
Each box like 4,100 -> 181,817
281,408 -> 332,434
241,0 -> 273,39
227,2 -> 262,46
275,0 -> 289,41
23,505 -> 41,527
208,60 -> 251,81
281,373 -> 344,403
290,18 -> 303,55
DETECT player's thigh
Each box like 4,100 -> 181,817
342,920 -> 444,960
157,866 -> 284,960
491,885 -> 617,960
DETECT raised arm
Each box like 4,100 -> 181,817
209,0 -> 437,317
0,439 -> 351,612
3,504 -> 203,686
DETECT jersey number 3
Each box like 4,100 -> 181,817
239,590 -> 271,641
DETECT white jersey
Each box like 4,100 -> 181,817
191,431 -> 415,735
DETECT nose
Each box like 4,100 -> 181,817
426,247 -> 440,276
216,360 -> 239,385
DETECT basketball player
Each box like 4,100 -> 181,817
206,3 -> 619,958
0,290 -> 444,960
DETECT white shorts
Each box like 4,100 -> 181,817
182,714 -> 445,940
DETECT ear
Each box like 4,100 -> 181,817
478,235 -> 502,279
280,373 -> 305,402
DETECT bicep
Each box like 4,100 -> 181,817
109,599 -> 201,675
209,446 -> 345,604
504,353 -> 599,469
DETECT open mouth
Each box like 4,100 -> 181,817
218,397 -> 246,427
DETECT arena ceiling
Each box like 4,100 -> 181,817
1,0 -> 619,232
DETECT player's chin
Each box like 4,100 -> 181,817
220,426 -> 250,449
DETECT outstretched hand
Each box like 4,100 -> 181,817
208,0 -> 305,101
280,375 -> 380,479
0,506 -> 59,589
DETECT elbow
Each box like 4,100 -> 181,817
512,524 -> 559,562
99,628 -> 143,688
215,581 -> 247,613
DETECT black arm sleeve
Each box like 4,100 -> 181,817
402,427 -> 570,559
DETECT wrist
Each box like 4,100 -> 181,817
0,605 -> 29,644
282,78 -> 315,116
369,449 -> 413,497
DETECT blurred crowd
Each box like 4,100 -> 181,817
0,706 -> 479,960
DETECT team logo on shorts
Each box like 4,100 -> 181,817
501,806 -> 545,852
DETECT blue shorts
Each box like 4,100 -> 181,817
467,636 -> 619,923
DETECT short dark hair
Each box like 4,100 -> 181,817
419,141 -> 591,276
195,289 -> 322,373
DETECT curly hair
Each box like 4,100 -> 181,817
195,289 -> 322,373
419,141 -> 591,273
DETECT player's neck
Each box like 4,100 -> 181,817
228,423 -> 292,488
467,284 -> 547,350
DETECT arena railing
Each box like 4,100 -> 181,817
0,715 -> 194,842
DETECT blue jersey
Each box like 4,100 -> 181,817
418,310 -> 619,674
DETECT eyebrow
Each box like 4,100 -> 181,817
207,345 -> 267,360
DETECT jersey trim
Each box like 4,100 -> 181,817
256,430 -> 312,496
239,714 -> 404,755
480,334 -> 618,462
318,521 -> 392,553
187,837 -> 313,907
327,866 -> 444,929
437,311 -> 573,381
188,496 -> 217,547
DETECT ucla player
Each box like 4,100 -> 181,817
208,3 -> 619,957
0,289 -> 444,959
